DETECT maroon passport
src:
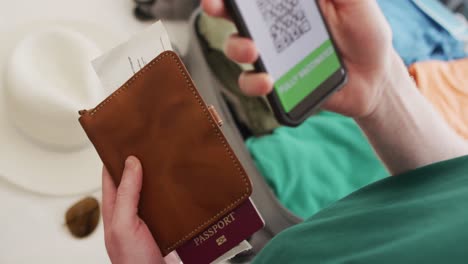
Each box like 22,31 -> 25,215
177,199 -> 264,264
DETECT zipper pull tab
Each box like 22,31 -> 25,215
207,105 -> 223,127
78,109 -> 88,116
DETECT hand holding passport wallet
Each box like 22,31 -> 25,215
79,22 -> 265,263
79,50 -> 253,256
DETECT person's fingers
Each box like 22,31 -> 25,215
224,35 -> 258,64
239,72 -> 273,96
201,0 -> 231,20
318,0 -> 338,21
113,156 -> 143,227
102,166 -> 117,229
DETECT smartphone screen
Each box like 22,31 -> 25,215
233,0 -> 342,113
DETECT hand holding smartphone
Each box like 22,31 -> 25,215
224,0 -> 347,126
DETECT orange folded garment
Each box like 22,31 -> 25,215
409,58 -> 468,140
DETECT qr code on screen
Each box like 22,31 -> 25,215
256,0 -> 311,53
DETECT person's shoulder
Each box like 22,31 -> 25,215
252,156 -> 468,264
252,222 -> 322,264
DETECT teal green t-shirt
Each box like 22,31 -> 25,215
253,156 -> 468,264
246,111 -> 388,219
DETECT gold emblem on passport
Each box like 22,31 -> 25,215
216,235 -> 227,246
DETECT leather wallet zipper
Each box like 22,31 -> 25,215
79,106 -> 223,128
78,109 -> 91,116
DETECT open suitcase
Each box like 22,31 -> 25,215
183,7 -> 302,260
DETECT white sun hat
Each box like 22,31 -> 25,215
0,21 -> 119,196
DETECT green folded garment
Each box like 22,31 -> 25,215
246,111 -> 388,219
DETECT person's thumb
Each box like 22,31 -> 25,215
113,156 -> 143,226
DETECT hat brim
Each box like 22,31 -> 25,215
0,21 -> 121,196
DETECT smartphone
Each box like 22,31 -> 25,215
224,0 -> 347,126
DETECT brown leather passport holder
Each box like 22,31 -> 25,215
78,51 -> 252,256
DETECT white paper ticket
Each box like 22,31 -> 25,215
92,21 -> 172,94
